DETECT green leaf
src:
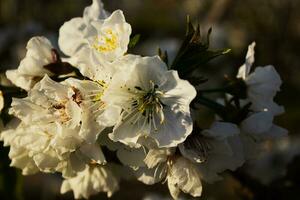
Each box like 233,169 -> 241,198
171,17 -> 231,79
128,34 -> 141,49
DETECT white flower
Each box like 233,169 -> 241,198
61,164 -> 119,199
167,157 -> 202,199
1,121 -> 105,177
58,0 -> 110,57
179,122 -> 244,183
6,37 -> 55,91
131,149 -> 202,199
237,42 -> 284,115
0,90 -> 4,112
10,75 -> 118,143
59,9 -> 131,64
4,76 -> 115,176
239,111 -> 288,160
103,56 -> 197,148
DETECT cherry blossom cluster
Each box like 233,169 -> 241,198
0,0 -> 287,199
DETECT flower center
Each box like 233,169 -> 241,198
136,82 -> 165,124
52,101 -> 71,123
92,29 -> 118,53
120,80 -> 166,132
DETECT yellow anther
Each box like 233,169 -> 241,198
92,29 -> 118,53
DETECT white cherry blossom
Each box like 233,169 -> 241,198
237,42 -> 284,115
103,55 -> 197,148
10,75 -> 120,143
1,121 -> 106,177
179,122 -> 244,183
59,9 -> 131,64
6,36 -> 55,91
167,157 -> 202,199
59,0 -> 110,57
0,1 -> 289,198
2,76 -> 113,176
123,148 -> 202,199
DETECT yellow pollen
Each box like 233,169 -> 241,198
93,80 -> 108,102
92,29 -> 118,53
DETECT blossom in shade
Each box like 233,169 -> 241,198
237,42 -> 284,115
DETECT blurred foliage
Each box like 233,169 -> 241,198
0,0 -> 300,199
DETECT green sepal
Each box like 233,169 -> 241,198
128,34 -> 141,49
171,16 -> 231,78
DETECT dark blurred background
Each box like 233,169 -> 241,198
0,0 -> 299,199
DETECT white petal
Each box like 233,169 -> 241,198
35,75 -> 69,100
144,148 -> 174,168
196,135 -> 245,183
6,70 -> 37,91
65,100 -> 82,129
168,157 -> 202,198
135,165 -> 167,185
33,150 -> 60,173
79,143 -> 106,164
241,111 -> 273,135
263,125 -> 288,139
6,37 -> 53,90
83,0 -> 109,23
237,42 -> 256,79
151,109 -> 193,148
18,36 -> 53,75
161,70 -> 197,114
246,65 -> 283,115
109,114 -> 145,148
60,165 -> 119,199
96,105 -> 121,127
202,121 -> 240,140
116,147 -> 146,168
58,17 -> 87,56
8,146 -> 39,175
0,90 -> 4,113
167,179 -> 181,200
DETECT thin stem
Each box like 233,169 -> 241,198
193,94 -> 227,119
198,88 -> 228,93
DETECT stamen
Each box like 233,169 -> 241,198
122,82 -> 166,133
